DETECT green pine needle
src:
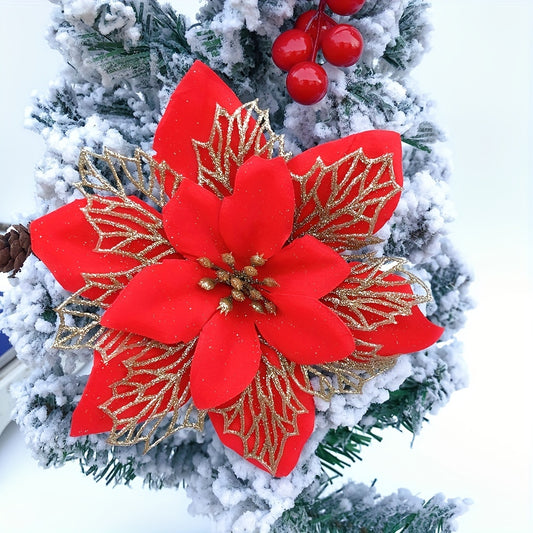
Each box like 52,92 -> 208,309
316,426 -> 382,482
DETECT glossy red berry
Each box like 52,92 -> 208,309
286,62 -> 328,105
322,24 -> 364,67
326,0 -> 366,16
294,9 -> 336,47
272,29 -> 314,71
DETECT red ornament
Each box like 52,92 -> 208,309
294,9 -> 337,47
326,0 -> 366,16
31,62 -> 444,477
273,2 -> 366,104
272,29 -> 314,71
286,61 -> 328,105
322,24 -> 364,67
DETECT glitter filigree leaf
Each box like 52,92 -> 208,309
81,195 -> 177,266
209,352 -> 314,476
53,291 -> 104,351
101,336 -> 205,452
290,149 -> 401,251
295,342 -> 397,401
193,101 -> 289,198
77,147 -> 182,208
323,257 -> 431,332
53,269 -> 141,351
53,148 -> 182,352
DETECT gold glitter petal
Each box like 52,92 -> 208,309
291,149 -> 401,251
53,294 -> 104,351
211,351 -> 310,476
76,148 -> 178,267
53,267 -> 142,351
82,195 -> 175,266
94,329 -> 140,363
53,147 -> 183,353
101,338 -> 206,452
292,341 -> 397,401
192,101 -> 290,198
77,147 -> 182,208
323,256 -> 431,332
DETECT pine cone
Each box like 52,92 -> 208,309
0,224 -> 32,277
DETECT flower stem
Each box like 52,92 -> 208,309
311,0 -> 328,62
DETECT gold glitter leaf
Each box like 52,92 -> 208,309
53,268 -> 141,351
295,343 -> 397,401
193,101 -> 289,198
101,337 -> 205,452
77,147 -> 182,208
95,329 -> 143,363
211,353 -> 311,475
323,257 -> 431,332
53,292 -> 104,351
291,149 -> 401,251
82,195 -> 176,266
53,148 -> 182,352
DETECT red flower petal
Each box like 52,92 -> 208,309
71,349 -> 125,436
208,361 -> 315,477
288,130 -> 403,248
30,198 -> 160,300
190,308 -> 261,409
71,332 -> 192,437
262,343 -> 282,368
260,235 -> 350,298
219,157 -> 295,261
325,269 -> 444,356
101,259 -> 225,344
153,61 -> 256,196
255,293 -> 355,365
356,305 -> 444,356
82,195 -> 176,265
163,179 -> 228,263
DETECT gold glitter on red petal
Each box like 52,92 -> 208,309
101,336 -> 206,452
293,341 -> 397,401
192,101 -> 290,198
290,149 -> 401,251
323,256 -> 431,332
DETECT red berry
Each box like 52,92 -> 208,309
286,62 -> 328,105
322,24 -> 363,67
326,0 -> 366,16
272,29 -> 314,71
294,9 -> 336,47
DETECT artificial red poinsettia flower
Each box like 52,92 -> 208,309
30,61 -> 443,477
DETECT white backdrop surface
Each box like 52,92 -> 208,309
0,1 -> 531,532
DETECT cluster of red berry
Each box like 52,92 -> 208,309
272,0 -> 366,105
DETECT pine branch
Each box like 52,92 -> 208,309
83,0 -> 191,60
53,0 -> 193,93
363,364 -> 449,437
344,68 -> 397,120
272,481 -> 467,533
191,26 -> 222,59
401,121 -> 444,153
30,84 -> 83,131
383,0 -> 431,70
316,425 -> 382,482
78,443 -> 137,486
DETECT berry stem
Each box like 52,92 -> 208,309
311,0 -> 328,62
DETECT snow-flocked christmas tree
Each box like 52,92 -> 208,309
1,0 -> 472,531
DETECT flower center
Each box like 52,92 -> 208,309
196,253 -> 278,315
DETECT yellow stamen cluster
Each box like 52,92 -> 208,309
197,253 -> 278,315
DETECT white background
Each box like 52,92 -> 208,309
0,1 -> 532,532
